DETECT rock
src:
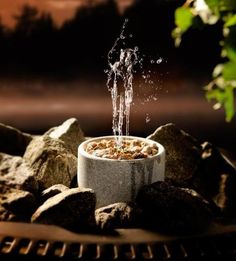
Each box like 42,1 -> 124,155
0,185 -> 36,221
192,142 -> 236,217
41,184 -> 69,203
147,123 -> 202,185
95,202 -> 136,230
0,206 -> 16,221
0,123 -> 32,156
45,118 -> 84,156
0,153 -> 38,193
136,181 -> 215,235
24,135 -> 77,190
31,188 -> 96,231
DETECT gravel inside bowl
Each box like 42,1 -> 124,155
85,138 -> 159,160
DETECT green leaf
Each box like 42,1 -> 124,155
219,0 -> 236,11
224,26 -> 236,60
206,85 -> 235,122
222,61 -> 236,80
205,0 -> 219,9
225,14 -> 236,27
175,7 -> 193,32
224,85 -> 235,122
212,64 -> 223,78
225,46 -> 236,61
204,0 -> 218,12
206,0 -> 236,12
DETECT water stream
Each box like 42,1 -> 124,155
106,20 -> 138,146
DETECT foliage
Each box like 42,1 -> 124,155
173,0 -> 236,122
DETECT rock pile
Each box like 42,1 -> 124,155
0,119 -> 235,234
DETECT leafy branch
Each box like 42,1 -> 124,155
172,0 -> 236,122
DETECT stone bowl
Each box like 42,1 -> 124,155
77,136 -> 165,208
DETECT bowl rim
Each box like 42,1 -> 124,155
78,135 -> 165,162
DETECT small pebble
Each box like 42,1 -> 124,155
86,138 -> 158,160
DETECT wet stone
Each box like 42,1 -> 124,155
192,142 -> 236,217
40,184 -> 69,203
95,202 -> 137,230
0,153 -> 38,193
31,188 -> 96,231
0,184 -> 36,222
136,181 -> 215,235
45,118 -> 84,156
148,123 -> 202,185
0,123 -> 32,156
24,135 -> 77,191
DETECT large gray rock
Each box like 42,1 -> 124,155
148,123 -> 202,185
24,135 -> 77,190
95,202 -> 136,230
41,184 -> 69,203
31,188 -> 96,231
45,118 -> 84,156
0,153 -> 38,193
136,181 -> 215,235
0,123 -> 32,156
0,185 -> 36,222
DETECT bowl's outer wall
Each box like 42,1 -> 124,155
77,136 -> 165,207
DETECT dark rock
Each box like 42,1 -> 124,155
0,185 -> 36,222
0,153 -> 38,193
95,202 -> 136,230
192,142 -> 236,217
45,118 -> 84,156
0,206 -> 16,221
41,184 -> 69,202
136,181 -> 215,235
31,188 -> 96,231
147,123 -> 202,185
24,135 -> 77,190
0,123 -> 32,156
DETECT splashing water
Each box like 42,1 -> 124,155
106,20 -> 165,145
106,20 -> 138,146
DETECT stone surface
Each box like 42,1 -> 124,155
0,123 -> 32,156
147,123 -> 202,185
46,118 -> 84,156
95,202 -> 136,230
41,184 -> 69,203
136,181 -> 215,235
192,142 -> 236,217
0,206 -> 16,221
0,153 -> 38,193
24,135 -> 77,190
0,185 -> 36,222
31,188 -> 96,231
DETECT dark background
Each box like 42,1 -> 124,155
0,0 -> 235,152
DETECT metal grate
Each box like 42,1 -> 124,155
0,222 -> 236,260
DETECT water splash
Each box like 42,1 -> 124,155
106,20 -> 138,146
106,19 -> 166,143
145,113 -> 151,123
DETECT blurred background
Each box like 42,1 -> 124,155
0,0 -> 235,152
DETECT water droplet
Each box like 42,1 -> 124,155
156,57 -> 163,64
146,114 -> 151,123
129,34 -> 133,38
151,60 -> 155,64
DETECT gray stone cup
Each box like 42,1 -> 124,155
77,136 -> 165,208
